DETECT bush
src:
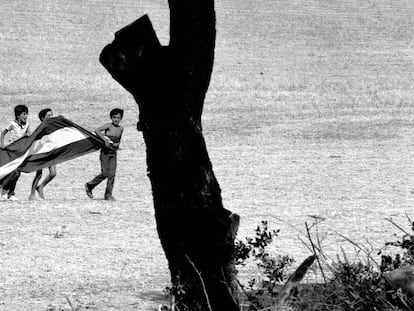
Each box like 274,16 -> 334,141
234,221 -> 294,310
235,217 -> 414,311
324,260 -> 389,311
380,217 -> 414,271
293,216 -> 414,311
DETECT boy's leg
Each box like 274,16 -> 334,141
37,165 -> 57,199
1,174 -> 12,198
1,186 -> 7,199
86,152 -> 109,197
4,170 -> 21,198
86,174 -> 106,189
104,153 -> 117,200
29,170 -> 43,200
1,172 -> 15,189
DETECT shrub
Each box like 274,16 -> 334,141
292,216 -> 414,311
379,217 -> 414,271
234,221 -> 294,310
235,217 -> 414,311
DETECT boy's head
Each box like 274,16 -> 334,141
14,105 -> 29,123
38,108 -> 53,121
110,108 -> 123,126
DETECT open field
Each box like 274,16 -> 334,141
1,0 -> 414,310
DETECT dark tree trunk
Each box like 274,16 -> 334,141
99,1 -> 240,310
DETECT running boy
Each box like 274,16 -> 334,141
85,108 -> 124,201
29,108 -> 56,200
1,104 -> 31,200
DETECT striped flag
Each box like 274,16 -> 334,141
0,116 -> 104,180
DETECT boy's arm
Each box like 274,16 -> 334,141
94,123 -> 110,139
0,125 -> 12,148
94,123 -> 112,147
0,129 -> 7,148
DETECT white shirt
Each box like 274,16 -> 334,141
5,120 -> 30,145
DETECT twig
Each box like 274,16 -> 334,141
219,266 -> 240,310
299,234 -> 333,274
405,212 -> 412,224
314,230 -> 332,272
364,239 -> 377,266
336,233 -> 378,266
298,236 -> 313,253
385,217 -> 410,235
184,254 -> 213,311
65,295 -> 75,311
305,222 -> 327,283
236,280 -> 259,311
236,279 -> 251,299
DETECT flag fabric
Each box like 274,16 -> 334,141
0,116 -> 104,180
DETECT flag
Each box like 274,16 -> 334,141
0,116 -> 104,180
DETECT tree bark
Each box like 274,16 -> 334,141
99,1 -> 240,311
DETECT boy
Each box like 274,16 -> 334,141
85,108 -> 124,201
29,108 -> 56,200
0,104 -> 31,201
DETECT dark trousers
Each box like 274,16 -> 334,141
87,150 -> 117,198
2,170 -> 21,197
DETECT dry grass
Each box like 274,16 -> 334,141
0,152 -> 170,310
1,0 -> 414,310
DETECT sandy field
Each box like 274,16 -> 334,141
1,0 -> 414,310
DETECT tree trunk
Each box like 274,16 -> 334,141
99,1 -> 240,310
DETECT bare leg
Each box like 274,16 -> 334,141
29,170 -> 42,200
37,165 -> 56,199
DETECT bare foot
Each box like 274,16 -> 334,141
28,194 -> 36,200
36,186 -> 45,200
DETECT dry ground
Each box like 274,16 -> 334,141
1,0 -> 414,310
